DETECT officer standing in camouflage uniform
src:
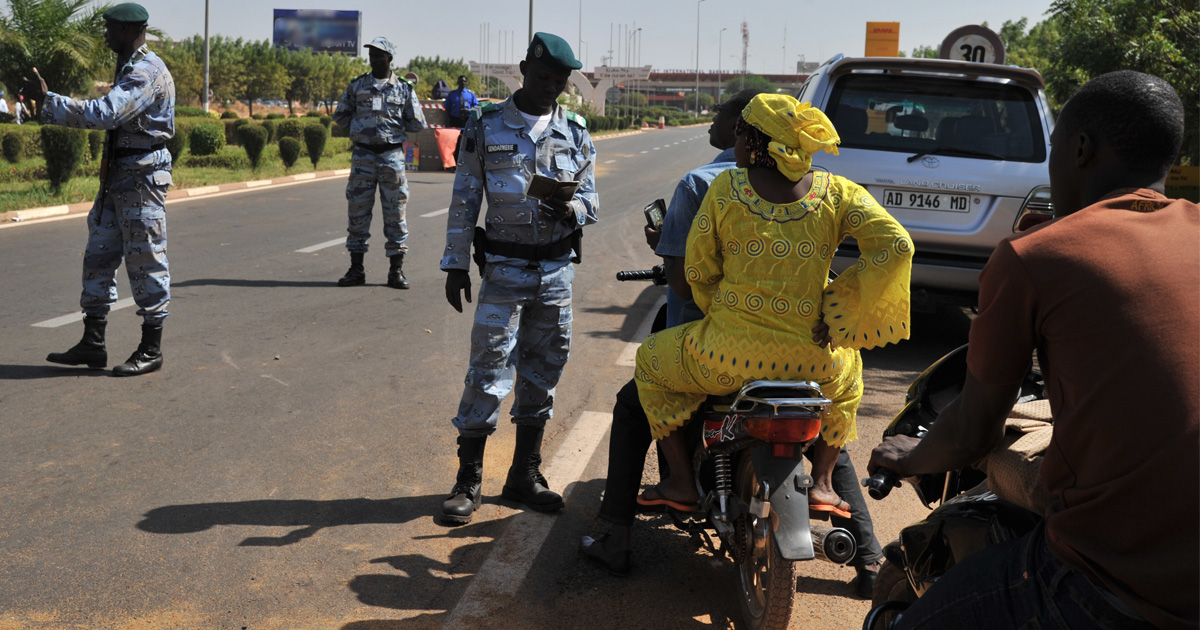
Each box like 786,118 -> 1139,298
30,2 -> 175,377
440,33 -> 597,525
332,36 -> 426,289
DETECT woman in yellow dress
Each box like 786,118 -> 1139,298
634,94 -> 913,515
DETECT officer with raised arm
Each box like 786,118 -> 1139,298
439,33 -> 597,525
30,2 -> 175,376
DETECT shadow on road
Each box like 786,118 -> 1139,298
172,278 -> 335,289
0,363 -> 111,380
580,283 -> 664,341
137,495 -> 444,546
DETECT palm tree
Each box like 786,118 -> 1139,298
0,0 -> 111,112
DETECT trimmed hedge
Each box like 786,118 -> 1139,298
0,125 -> 45,159
319,115 -> 332,129
261,119 -> 276,143
181,146 -> 248,169
87,130 -> 104,161
251,113 -> 264,120
220,110 -> 239,119
305,111 -> 322,118
278,136 -> 301,169
188,123 -> 226,156
165,129 -> 187,162
303,124 -> 327,168
237,124 -> 268,169
177,106 -> 211,117
41,126 -> 87,192
266,113 -> 285,120
276,118 -> 305,140
2,133 -> 23,163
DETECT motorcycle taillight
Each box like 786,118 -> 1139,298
743,415 -> 821,444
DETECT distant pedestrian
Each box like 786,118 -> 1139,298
29,2 -> 176,376
332,36 -> 427,289
0,92 -> 9,116
443,75 -> 479,128
14,94 -> 27,124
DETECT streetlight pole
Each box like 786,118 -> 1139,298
694,0 -> 706,116
202,0 -> 210,112
528,0 -> 533,44
718,27 -> 726,104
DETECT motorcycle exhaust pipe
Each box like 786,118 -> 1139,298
810,525 -> 856,565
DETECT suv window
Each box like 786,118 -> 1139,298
826,74 -> 1046,163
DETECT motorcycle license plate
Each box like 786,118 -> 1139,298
882,189 -> 971,213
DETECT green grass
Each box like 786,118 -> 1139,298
0,140 -> 353,217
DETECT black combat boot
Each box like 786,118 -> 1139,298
46,316 -> 107,368
502,425 -> 564,512
441,436 -> 487,525
112,323 -> 163,376
338,252 -> 366,286
386,254 -> 409,289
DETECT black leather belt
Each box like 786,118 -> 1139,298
484,236 -> 574,261
112,143 -> 165,158
355,142 -> 405,154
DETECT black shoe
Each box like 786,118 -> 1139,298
113,324 -> 163,376
580,534 -> 632,577
47,316 -> 107,368
501,425 -> 564,512
386,254 -> 409,289
855,562 -> 881,598
338,252 -> 365,287
440,436 -> 486,525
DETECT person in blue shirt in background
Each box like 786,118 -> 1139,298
444,75 -> 479,165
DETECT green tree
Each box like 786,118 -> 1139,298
723,73 -> 777,96
997,17 -> 1062,82
0,0 -> 110,107
239,41 -> 288,117
152,40 -> 203,104
281,46 -> 318,115
683,92 -> 714,112
1048,0 -> 1197,161
400,55 -> 472,100
908,45 -> 939,59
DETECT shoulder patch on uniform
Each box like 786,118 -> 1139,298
471,101 -> 500,122
400,77 -> 414,86
563,109 -> 587,129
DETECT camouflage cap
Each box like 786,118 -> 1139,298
364,36 -> 396,58
102,2 -> 149,23
526,32 -> 582,74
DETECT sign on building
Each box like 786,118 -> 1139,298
592,66 -> 652,80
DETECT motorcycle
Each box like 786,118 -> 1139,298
861,344 -> 1047,630
618,266 -> 858,630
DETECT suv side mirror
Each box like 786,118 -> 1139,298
1014,185 -> 1053,232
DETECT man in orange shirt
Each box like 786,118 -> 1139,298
870,71 -> 1198,630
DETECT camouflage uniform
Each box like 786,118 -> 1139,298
332,71 -> 426,256
441,95 -> 598,437
41,44 -> 175,324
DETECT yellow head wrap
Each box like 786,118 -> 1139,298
741,94 -> 840,181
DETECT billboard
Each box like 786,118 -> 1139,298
273,9 -> 361,55
864,22 -> 900,57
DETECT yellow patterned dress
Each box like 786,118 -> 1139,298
635,168 -> 913,445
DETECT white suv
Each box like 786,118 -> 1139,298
798,55 -> 1054,309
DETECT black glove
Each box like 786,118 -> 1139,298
445,269 -> 472,313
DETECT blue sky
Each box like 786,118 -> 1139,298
124,0 -> 1056,74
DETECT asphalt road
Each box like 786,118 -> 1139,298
0,126 -> 974,630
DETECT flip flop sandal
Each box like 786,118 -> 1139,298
809,500 -> 853,520
636,486 -> 699,513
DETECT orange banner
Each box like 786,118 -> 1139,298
865,22 -> 900,57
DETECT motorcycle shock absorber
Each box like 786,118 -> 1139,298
713,453 -> 732,522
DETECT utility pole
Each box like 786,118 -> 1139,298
694,0 -> 706,116
718,27 -> 726,103
202,0 -> 210,112
528,0 -> 533,44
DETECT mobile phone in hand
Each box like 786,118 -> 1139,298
644,199 -> 666,230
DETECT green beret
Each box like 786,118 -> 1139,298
526,32 -> 582,74
102,2 -> 148,23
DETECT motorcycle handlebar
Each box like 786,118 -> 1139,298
863,468 -> 901,500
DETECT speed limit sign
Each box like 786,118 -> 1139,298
939,25 -> 1006,65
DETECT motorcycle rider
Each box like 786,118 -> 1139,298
869,71 -> 1198,630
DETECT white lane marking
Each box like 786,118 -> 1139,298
295,238 -> 344,253
32,298 -> 135,328
604,159 -> 617,164
260,374 -> 289,386
420,207 -> 449,218
615,293 -> 667,366
640,151 -> 649,154
442,410 -> 613,626
653,147 -> 661,151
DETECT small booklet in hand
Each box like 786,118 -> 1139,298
525,175 -> 579,202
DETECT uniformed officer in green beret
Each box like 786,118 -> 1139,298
28,1 -> 177,377
439,32 -> 598,525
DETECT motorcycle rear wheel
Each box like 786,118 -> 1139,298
735,452 -> 797,630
